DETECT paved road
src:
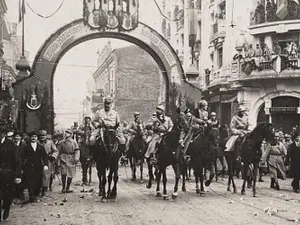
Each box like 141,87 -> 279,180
7,165 -> 300,225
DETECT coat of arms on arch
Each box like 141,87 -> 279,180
83,0 -> 139,31
25,85 -> 42,110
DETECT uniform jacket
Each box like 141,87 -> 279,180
94,109 -> 120,129
147,115 -> 173,134
230,115 -> 250,135
193,109 -> 208,125
287,142 -> 300,177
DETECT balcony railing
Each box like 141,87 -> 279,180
250,6 -> 300,26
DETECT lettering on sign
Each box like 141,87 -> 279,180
140,28 -> 176,66
269,107 -> 298,114
44,24 -> 85,61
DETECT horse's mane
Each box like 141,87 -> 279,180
248,122 -> 273,139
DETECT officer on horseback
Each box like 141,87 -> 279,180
128,112 -> 145,137
225,105 -> 250,152
144,105 -> 173,163
90,97 -> 126,151
193,99 -> 209,127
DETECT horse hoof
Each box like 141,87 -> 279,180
205,180 -> 211,187
140,180 -> 144,184
227,187 -> 231,192
241,190 -> 246,195
156,191 -> 162,197
131,178 -> 136,181
182,187 -> 186,192
253,192 -> 257,197
101,197 -> 107,203
172,192 -> 178,199
163,194 -> 168,200
146,183 -> 152,189
196,189 -> 200,194
200,191 -> 206,196
233,189 -> 237,194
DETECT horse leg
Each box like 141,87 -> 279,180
111,162 -> 119,199
199,168 -> 205,196
241,163 -> 248,195
181,162 -> 187,192
172,163 -> 180,199
225,155 -> 232,192
96,164 -> 103,196
215,159 -> 218,182
146,159 -> 153,189
162,168 -> 168,199
140,159 -> 144,182
252,165 -> 258,197
155,167 -> 162,197
205,163 -> 215,187
195,170 -> 200,194
100,168 -> 107,202
107,167 -> 114,199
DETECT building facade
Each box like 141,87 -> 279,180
93,42 -> 164,123
161,0 -> 201,83
201,0 -> 300,133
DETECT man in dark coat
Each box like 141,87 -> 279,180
13,131 -> 27,199
0,125 -> 22,221
23,131 -> 48,202
286,132 -> 300,193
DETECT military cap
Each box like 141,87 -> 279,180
156,105 -> 165,112
104,97 -> 113,104
134,112 -> 140,116
237,105 -> 247,113
211,112 -> 217,116
65,128 -> 73,135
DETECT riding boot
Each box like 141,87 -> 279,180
41,187 -> 47,197
49,175 -> 54,191
66,178 -> 73,193
61,175 -> 67,193
259,175 -> 264,182
275,181 -> 280,190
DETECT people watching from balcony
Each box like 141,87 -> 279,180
273,42 -> 282,55
255,1 -> 265,24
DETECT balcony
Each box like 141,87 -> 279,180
231,54 -> 300,81
210,19 -> 226,43
249,7 -> 300,35
206,68 -> 230,88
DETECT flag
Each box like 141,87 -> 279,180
276,0 -> 288,20
19,0 -> 26,23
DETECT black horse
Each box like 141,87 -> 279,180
188,125 -> 217,196
224,122 -> 275,197
146,128 -> 183,199
127,127 -> 146,182
93,128 -> 121,202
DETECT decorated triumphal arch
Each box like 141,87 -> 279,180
14,0 -> 202,134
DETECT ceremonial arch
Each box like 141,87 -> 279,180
14,19 -> 202,134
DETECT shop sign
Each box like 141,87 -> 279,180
269,107 -> 298,114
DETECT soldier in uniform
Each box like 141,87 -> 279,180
57,129 -> 80,193
193,99 -> 209,126
207,112 -> 220,130
144,105 -> 173,163
0,125 -> 22,221
39,130 -> 59,194
90,97 -> 126,152
78,116 -> 93,185
225,105 -> 250,152
128,112 -> 145,144
71,121 -> 80,142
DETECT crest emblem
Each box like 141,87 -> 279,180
26,85 -> 41,110
83,0 -> 139,31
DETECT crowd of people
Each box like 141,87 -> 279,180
1,96 -> 300,223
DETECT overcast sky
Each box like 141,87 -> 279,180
5,0 -> 162,128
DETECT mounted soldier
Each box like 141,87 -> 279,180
90,97 -> 126,153
207,112 -> 220,130
144,105 -> 173,163
128,112 -> 145,142
225,105 -> 251,152
193,99 -> 209,127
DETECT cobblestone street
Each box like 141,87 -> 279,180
6,165 -> 300,225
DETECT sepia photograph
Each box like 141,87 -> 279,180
0,0 -> 300,224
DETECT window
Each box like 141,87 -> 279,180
196,0 -> 201,10
217,47 -> 223,69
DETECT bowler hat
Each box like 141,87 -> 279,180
39,130 -> 47,136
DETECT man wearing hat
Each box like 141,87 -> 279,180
144,105 -> 173,162
57,129 -> 80,193
127,112 -> 145,146
23,131 -> 48,202
90,97 -> 125,149
39,130 -> 59,194
193,99 -> 209,126
207,112 -> 220,130
225,105 -> 250,152
0,125 -> 22,221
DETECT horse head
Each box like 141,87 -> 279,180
250,122 -> 276,145
102,128 -> 118,154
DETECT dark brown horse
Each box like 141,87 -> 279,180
127,127 -> 146,182
92,128 -> 121,202
224,122 -> 275,197
146,128 -> 183,199
188,125 -> 217,196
